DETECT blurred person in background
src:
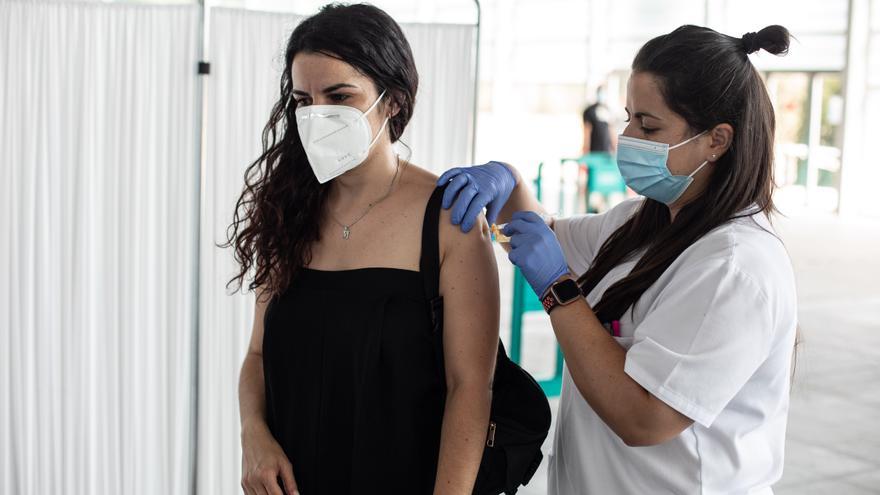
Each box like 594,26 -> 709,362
581,84 -> 616,154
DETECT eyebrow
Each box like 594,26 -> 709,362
637,112 -> 662,120
625,108 -> 663,121
292,83 -> 360,96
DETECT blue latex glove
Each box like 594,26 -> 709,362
503,211 -> 570,298
436,161 -> 517,233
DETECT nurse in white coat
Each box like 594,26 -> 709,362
437,25 -> 798,494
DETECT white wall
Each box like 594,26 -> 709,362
839,0 -> 880,218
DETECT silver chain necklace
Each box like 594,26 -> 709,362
329,155 -> 402,240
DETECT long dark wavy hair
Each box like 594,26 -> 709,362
578,25 -> 791,323
222,3 -> 418,296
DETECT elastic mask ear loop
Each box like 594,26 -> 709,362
368,117 -> 390,148
365,90 -> 390,148
670,130 -> 711,178
363,90 -> 387,117
669,130 -> 707,150
687,160 -> 710,178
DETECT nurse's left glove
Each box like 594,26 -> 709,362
437,161 -> 517,233
502,211 -> 570,298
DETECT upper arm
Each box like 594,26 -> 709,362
438,209 -> 500,389
246,287 -> 272,356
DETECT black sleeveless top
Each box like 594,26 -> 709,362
262,187 -> 447,494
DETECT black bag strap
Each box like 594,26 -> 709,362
420,185 -> 445,304
421,185 -> 447,384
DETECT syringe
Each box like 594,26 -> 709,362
490,212 -> 555,243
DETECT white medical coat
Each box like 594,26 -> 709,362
547,198 -> 798,495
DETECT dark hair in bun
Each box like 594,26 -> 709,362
742,25 -> 791,55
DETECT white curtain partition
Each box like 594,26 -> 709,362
401,22 -> 477,170
0,1 -> 201,495
197,8 -> 476,495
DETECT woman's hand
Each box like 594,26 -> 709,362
503,211 -> 570,297
436,161 -> 518,233
241,420 -> 299,495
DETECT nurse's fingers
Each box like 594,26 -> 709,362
501,218 -> 531,236
437,167 -> 465,186
486,199 -> 504,226
451,183 -> 480,226
510,210 -> 544,224
441,172 -> 470,210
508,247 -> 524,267
460,193 -> 492,233
507,232 -> 525,249
509,231 -> 541,250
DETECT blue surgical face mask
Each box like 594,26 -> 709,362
616,131 -> 710,204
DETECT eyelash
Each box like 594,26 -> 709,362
624,116 -> 658,135
293,93 -> 350,107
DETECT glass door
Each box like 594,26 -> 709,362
765,71 -> 844,213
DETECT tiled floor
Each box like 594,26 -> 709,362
495,211 -> 880,494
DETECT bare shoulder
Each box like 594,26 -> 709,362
402,162 -> 493,259
398,161 -> 440,199
393,163 -> 441,231
395,162 -> 494,270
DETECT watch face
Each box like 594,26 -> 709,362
553,279 -> 581,302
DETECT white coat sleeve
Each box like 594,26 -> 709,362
553,213 -> 605,275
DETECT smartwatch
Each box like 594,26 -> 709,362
541,278 -> 583,314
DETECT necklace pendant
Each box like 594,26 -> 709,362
342,225 -> 351,240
